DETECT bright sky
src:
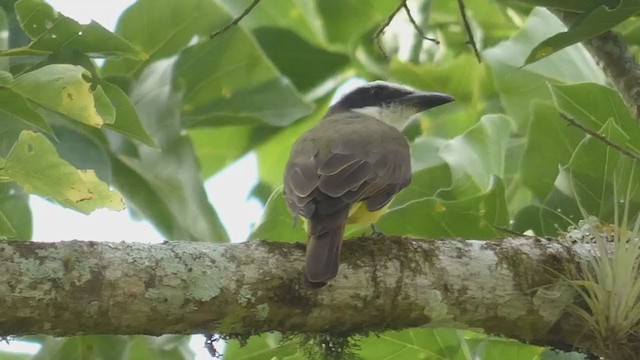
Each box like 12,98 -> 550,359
2,1 -> 263,358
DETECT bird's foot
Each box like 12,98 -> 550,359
370,224 -> 384,237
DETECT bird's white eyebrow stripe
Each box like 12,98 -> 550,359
360,80 -> 417,92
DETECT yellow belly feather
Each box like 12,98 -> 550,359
302,200 -> 392,231
346,201 -> 391,226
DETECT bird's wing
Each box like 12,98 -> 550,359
284,114 -> 411,218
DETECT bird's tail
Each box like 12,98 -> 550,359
305,208 -> 349,287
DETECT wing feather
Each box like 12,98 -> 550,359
318,152 -> 360,175
283,112 -> 411,218
318,160 -> 372,197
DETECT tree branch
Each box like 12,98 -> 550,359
210,0 -> 262,38
374,1 -> 439,59
457,0 -> 482,63
0,237 -> 599,351
560,112 -> 640,160
402,2 -> 439,45
373,0 -> 405,58
552,10 -> 640,121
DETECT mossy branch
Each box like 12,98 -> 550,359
0,237 -> 606,353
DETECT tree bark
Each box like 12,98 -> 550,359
0,237 -> 589,349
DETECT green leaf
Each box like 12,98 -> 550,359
103,0 -> 226,76
484,7 -> 605,129
516,120 -> 640,236
125,335 -> 194,360
550,82 -> 640,155
315,0 -> 399,49
540,348 -> 589,360
0,7 -> 8,72
0,183 -> 31,240
356,328 -> 468,359
513,191 -> 583,236
253,27 -> 350,93
565,120 -> 640,220
12,64 -> 114,128
389,55 -> 486,138
410,137 -> 448,172
515,81 -> 640,232
0,350 -> 31,360
526,0 -> 640,65
189,125 -> 254,179
390,55 -> 485,106
440,114 -> 512,191
99,80 -> 156,147
392,163 -> 453,206
217,0 -> 324,46
223,333 -> 302,360
511,0 -> 604,12
112,61 -> 228,242
430,0 -> 517,49
9,0 -> 144,59
41,121 -> 112,184
174,28 -> 313,127
249,189 -> 306,242
0,116 -> 35,158
113,153 -> 227,242
0,130 -> 125,214
376,176 -> 508,239
14,0 -> 56,39
32,336 -> 128,360
0,87 -> 52,134
521,102 -> 584,199
617,16 -> 640,44
0,209 -> 16,238
0,71 -> 13,86
467,336 -> 544,359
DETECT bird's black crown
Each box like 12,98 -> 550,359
332,81 -> 415,110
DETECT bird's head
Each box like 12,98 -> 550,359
330,81 -> 454,130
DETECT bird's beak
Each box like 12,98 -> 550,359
399,92 -> 455,111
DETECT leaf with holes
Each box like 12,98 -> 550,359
0,131 -> 124,214
7,0 -> 144,59
13,64 -> 114,128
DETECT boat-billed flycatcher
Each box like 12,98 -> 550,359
283,81 -> 454,287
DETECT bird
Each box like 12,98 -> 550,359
283,81 -> 454,287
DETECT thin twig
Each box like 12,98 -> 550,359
560,112 -> 640,161
373,0 -> 406,58
402,2 -> 439,45
210,0 -> 262,39
457,0 -> 481,63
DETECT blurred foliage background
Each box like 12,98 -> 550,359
0,0 -> 638,358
